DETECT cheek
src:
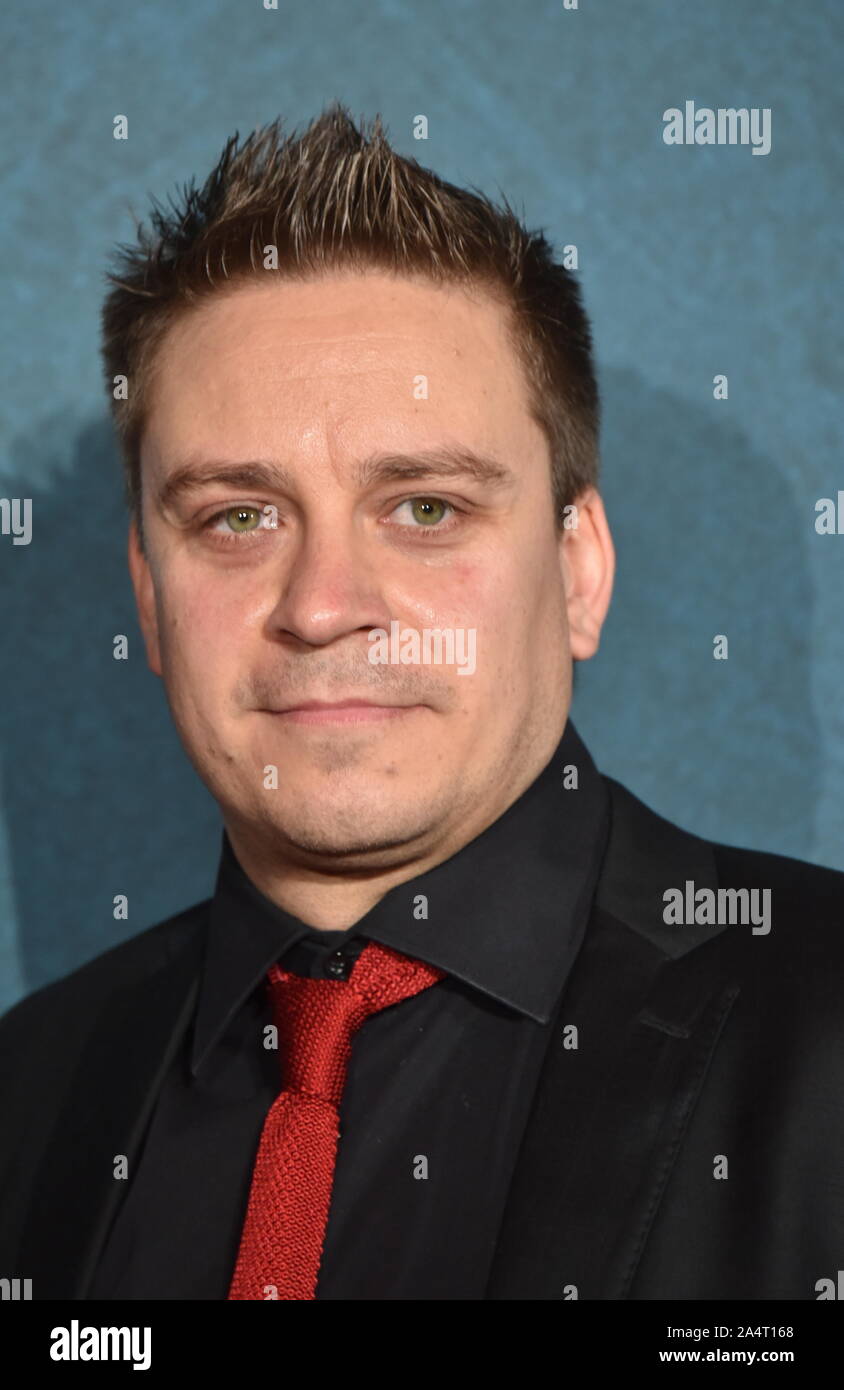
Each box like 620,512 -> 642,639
451,554 -> 566,677
458,564 -> 538,651
156,572 -> 252,690
420,560 -> 531,687
415,557 -> 520,624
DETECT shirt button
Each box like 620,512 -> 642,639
324,949 -> 351,981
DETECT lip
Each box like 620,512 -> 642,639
263,700 -> 427,726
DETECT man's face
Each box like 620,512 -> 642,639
129,270 -> 612,869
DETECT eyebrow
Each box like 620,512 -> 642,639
156,446 -> 518,512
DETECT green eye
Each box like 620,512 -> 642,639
410,498 -> 447,525
225,506 -> 262,533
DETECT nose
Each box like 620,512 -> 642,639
265,515 -> 394,648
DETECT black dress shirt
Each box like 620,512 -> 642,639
89,718 -> 610,1300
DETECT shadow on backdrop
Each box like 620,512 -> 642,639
574,365 -> 819,861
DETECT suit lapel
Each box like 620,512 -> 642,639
486,777 -> 740,1299
17,919 -> 205,1298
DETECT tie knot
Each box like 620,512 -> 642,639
267,940 -> 444,1104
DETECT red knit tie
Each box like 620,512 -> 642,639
227,939 -> 444,1300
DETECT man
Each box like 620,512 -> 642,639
0,104 -> 841,1302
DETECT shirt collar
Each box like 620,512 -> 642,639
190,718 -> 610,1075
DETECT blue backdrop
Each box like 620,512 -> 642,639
1,0 -> 841,1010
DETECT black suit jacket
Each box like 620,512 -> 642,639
1,775 -> 842,1300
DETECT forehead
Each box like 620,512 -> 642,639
141,270 -> 545,470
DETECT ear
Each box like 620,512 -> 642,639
127,519 -> 163,677
557,488 -> 615,661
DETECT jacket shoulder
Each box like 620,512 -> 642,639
711,838 -> 844,958
600,775 -> 844,968
713,836 -> 844,902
